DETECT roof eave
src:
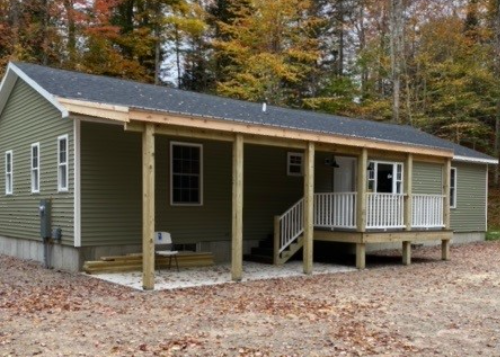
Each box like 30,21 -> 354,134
0,62 -> 69,118
453,155 -> 498,165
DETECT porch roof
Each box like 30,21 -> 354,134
5,62 -> 497,163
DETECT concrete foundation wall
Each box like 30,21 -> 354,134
0,235 -> 80,271
0,232 -> 485,271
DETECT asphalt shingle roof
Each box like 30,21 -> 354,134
13,62 -> 494,161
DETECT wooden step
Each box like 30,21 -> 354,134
243,254 -> 274,264
83,252 -> 214,274
250,247 -> 274,256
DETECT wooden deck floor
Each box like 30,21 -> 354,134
313,229 -> 453,269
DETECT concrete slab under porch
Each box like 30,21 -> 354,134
87,261 -> 356,291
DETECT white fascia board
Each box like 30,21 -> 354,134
0,62 -> 69,118
453,155 -> 498,165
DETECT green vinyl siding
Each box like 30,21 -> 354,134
0,79 -> 74,244
80,123 -> 316,246
412,161 -> 443,195
80,122 -> 141,246
450,162 -> 487,232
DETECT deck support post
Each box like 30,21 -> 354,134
404,154 -> 413,231
142,124 -> 155,290
402,241 -> 411,265
231,134 -> 244,281
356,243 -> 366,269
273,216 -> 281,265
442,239 -> 450,260
356,148 -> 368,232
303,142 -> 315,275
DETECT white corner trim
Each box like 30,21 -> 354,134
453,155 -> 498,165
3,63 -> 69,118
74,119 -> 81,247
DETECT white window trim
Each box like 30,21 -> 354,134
287,152 -> 304,176
31,143 -> 40,193
5,150 -> 13,195
450,167 -> 457,209
170,141 -> 203,206
57,134 -> 69,192
367,160 -> 404,195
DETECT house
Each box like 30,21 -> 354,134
0,62 -> 496,289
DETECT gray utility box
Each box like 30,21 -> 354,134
39,199 -> 52,239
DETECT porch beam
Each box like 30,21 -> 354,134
303,142 -> 315,275
404,153 -> 413,231
443,158 -> 452,230
231,134 -> 244,281
129,109 -> 454,158
402,241 -> 411,265
356,148 -> 368,232
155,125 -> 235,142
142,124 -> 155,290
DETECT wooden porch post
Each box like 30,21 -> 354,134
231,134 -> 244,281
402,153 -> 413,265
442,158 -> 452,260
356,148 -> 368,232
303,142 -> 315,275
142,124 -> 155,290
404,153 -> 413,231
355,149 -> 367,269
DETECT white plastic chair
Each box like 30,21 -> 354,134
154,232 -> 179,272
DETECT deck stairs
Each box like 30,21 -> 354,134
244,234 -> 304,265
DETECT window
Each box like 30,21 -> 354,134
287,152 -> 303,176
31,143 -> 40,193
450,167 -> 457,208
5,150 -> 12,195
367,161 -> 403,194
170,142 -> 202,205
58,135 -> 68,192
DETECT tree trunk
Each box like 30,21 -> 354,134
390,0 -> 404,124
64,0 -> 76,65
493,0 -> 500,186
9,0 -> 20,53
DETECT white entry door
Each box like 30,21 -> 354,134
333,156 -> 356,192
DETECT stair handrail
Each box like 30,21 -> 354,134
275,198 -> 305,260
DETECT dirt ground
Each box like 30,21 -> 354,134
1,242 -> 500,357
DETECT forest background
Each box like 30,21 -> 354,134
1,0 -> 500,200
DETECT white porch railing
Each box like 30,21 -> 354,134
412,194 -> 445,228
276,192 -> 444,257
314,192 -> 357,229
366,193 -> 404,229
277,198 -> 304,253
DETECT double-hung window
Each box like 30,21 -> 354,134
5,150 -> 12,195
450,167 -> 457,208
31,143 -> 40,193
170,142 -> 203,205
58,135 -> 68,192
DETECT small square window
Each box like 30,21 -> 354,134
287,152 -> 303,176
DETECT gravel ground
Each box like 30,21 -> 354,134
1,241 -> 500,357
